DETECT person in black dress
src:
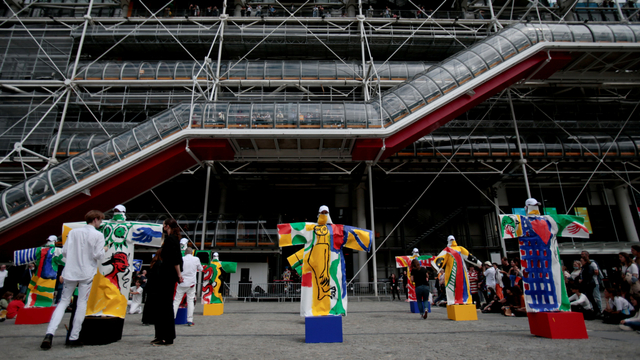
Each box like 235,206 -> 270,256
141,248 -> 162,325
389,273 -> 400,300
151,218 -> 183,346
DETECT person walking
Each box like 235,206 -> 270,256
389,273 -> 400,301
41,210 -> 106,349
150,218 -> 183,346
173,247 -> 202,326
410,259 -> 430,319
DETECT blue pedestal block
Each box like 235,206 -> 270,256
175,307 -> 188,325
305,315 -> 343,343
410,301 -> 431,313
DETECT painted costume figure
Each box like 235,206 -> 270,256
202,252 -> 237,306
432,235 -> 481,306
278,205 -> 372,317
499,198 -> 589,312
395,248 -> 432,302
13,236 -> 64,308
62,205 -> 163,318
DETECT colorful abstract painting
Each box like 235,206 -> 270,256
499,213 -> 589,312
278,213 -> 372,317
14,245 -> 64,308
432,242 -> 479,306
62,219 -> 162,318
201,254 -> 237,305
395,254 -> 432,301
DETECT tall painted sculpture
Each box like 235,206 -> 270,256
499,198 -> 590,338
278,205 -> 372,317
395,248 -> 432,312
62,205 -> 163,344
279,205 -> 373,343
432,235 -> 481,321
13,236 -> 65,324
202,251 -> 237,316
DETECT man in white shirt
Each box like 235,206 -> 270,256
483,261 -> 497,297
41,210 -> 106,349
173,247 -> 203,326
0,264 -> 8,296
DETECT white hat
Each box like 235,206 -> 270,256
114,204 -> 126,213
412,248 -> 419,254
47,235 -> 57,242
447,235 -> 455,242
525,198 -> 541,206
318,205 -> 330,213
180,238 -> 189,245
484,261 -> 492,266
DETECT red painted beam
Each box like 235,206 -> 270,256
0,139 -> 234,258
352,51 -> 573,161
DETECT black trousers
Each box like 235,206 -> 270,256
153,281 -> 177,342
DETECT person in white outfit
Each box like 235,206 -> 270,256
173,247 -> 202,326
129,280 -> 143,314
41,210 -> 106,349
483,261 -> 497,298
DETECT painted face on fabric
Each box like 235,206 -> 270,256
318,213 -> 328,225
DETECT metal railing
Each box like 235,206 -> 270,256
222,281 -> 301,300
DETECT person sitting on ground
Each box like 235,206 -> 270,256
6,293 -> 25,319
619,294 -> 640,331
501,286 -> 526,317
129,280 -> 143,314
603,287 -> 634,324
569,283 -> 596,320
482,291 -> 505,313
0,291 -> 11,311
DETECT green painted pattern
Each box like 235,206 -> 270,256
328,258 -> 344,315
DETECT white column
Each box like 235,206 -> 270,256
614,185 -> 640,242
356,183 -> 369,284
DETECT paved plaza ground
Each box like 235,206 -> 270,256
0,299 -> 637,359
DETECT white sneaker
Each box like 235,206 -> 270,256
619,324 -> 633,331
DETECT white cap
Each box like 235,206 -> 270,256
412,248 -> 419,254
484,261 -> 492,266
47,235 -> 57,242
318,205 -> 330,213
447,235 -> 455,242
525,198 -> 541,206
180,238 -> 189,245
114,204 -> 126,213
213,252 -> 219,258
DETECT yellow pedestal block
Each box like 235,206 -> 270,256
446,304 -> 478,321
203,303 -> 224,316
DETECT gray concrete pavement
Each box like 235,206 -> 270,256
0,300 -> 637,359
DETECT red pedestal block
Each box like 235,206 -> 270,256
15,307 -> 55,325
527,312 -> 588,339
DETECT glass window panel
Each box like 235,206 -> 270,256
365,101 -> 385,128
455,51 -> 488,77
157,62 -> 173,79
395,84 -> 425,112
500,28 -> 531,52
628,26 -> 640,43
441,60 -> 472,85
507,136 -> 526,156
299,103 -> 321,128
70,136 -> 91,155
247,61 -> 264,79
469,43 -> 503,69
103,63 -> 121,79
265,61 -> 282,79
488,136 -> 508,156
485,36 -> 517,60
92,141 -> 119,171
381,93 -> 407,123
390,63 -> 408,79
252,103 -> 274,128
301,62 -> 318,79
283,61 -> 300,79
547,24 -> 573,42
618,136 -> 636,156
608,25 -> 634,43
526,135 -> 545,156
71,152 -> 97,181
374,62 -> 391,80
427,67 -> 457,94
318,61 -> 335,79
204,102 -> 229,128
173,104 -> 191,128
228,103 -> 251,128
451,136 -> 472,156
406,63 -> 426,78
570,25 -> 594,42
190,103 -> 204,128
218,62 -> 229,80
121,62 -> 138,79
5,186 -> 29,215
321,103 -> 345,128
50,162 -> 75,192
228,61 -> 246,79
56,137 -> 71,156
113,131 -> 140,159
411,75 -> 443,103
532,24 -> 553,42
155,110 -> 182,137
26,172 -> 53,205
542,135 -> 563,157
587,25 -> 614,42
469,136 -> 490,156
175,63 -> 191,79
275,103 -> 298,128
345,102 -> 367,128
597,136 -> 618,156
337,63 -> 359,80
563,136 -> 582,156
89,135 -> 109,148
83,63 -> 104,79
514,24 -> 540,44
